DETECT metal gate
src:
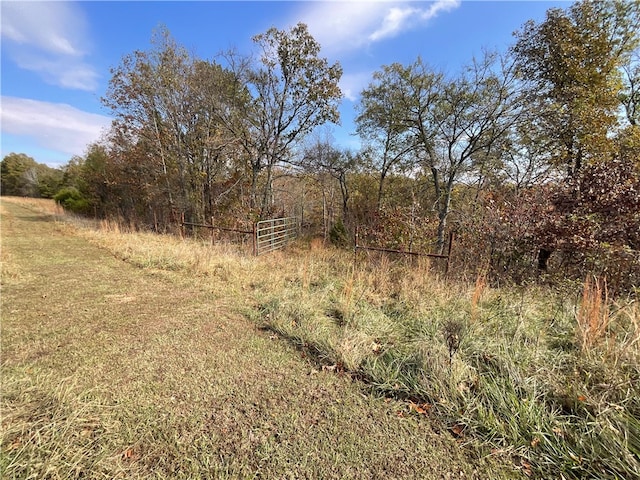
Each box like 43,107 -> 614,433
254,217 -> 298,256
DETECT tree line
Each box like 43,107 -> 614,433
3,0 -> 639,291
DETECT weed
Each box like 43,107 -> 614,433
442,319 -> 465,366
577,275 -> 611,351
470,269 -> 488,323
4,197 -> 638,479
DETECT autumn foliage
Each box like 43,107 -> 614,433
8,0 -> 638,294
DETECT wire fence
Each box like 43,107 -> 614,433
180,214 -> 298,256
354,227 -> 454,274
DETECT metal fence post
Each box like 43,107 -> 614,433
445,231 -> 454,275
253,222 -> 257,256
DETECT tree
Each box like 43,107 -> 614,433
490,107 -> 557,194
102,27 -> 247,224
512,0 -> 640,271
358,54 -> 521,253
356,63 -> 424,209
226,23 -> 343,218
37,165 -> 64,198
102,27 -> 192,217
1,153 -> 63,198
182,60 -> 249,219
300,137 -> 358,222
1,153 -> 39,196
513,0 -> 640,177
620,51 -> 640,126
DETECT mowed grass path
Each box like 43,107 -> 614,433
1,200 -> 517,479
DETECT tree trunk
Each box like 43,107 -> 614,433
537,248 -> 552,271
339,173 -> 349,220
259,164 -> 274,220
436,211 -> 447,255
250,162 -> 260,212
377,170 -> 387,211
435,176 -> 455,255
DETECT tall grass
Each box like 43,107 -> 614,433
0,197 -> 65,216
30,204 -> 640,479
252,255 -> 639,479
577,276 -> 610,351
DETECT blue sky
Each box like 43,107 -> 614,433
1,1 -> 571,168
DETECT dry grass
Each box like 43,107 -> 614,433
1,197 -> 514,479
4,197 -> 639,479
470,270 -> 488,323
577,275 -> 611,350
0,196 -> 64,217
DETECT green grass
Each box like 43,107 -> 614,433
4,197 -> 638,479
1,197 -> 515,479
253,254 -> 640,479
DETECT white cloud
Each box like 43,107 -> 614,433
15,56 -> 100,91
1,2 -> 99,91
295,0 -> 461,57
340,71 -> 374,101
369,6 -> 418,42
1,97 -> 112,158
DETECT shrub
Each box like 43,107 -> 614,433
329,218 -> 349,247
53,187 -> 91,214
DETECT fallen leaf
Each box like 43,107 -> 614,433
409,402 -> 431,415
122,447 -> 136,460
530,437 -> 540,448
8,438 -> 21,450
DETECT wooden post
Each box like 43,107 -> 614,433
211,216 -> 215,246
180,212 -> 185,239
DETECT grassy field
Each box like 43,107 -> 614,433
1,197 -> 516,479
2,197 -> 639,479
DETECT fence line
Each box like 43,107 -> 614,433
180,214 -> 253,248
180,214 -> 450,265
180,221 -> 253,235
179,214 -> 298,256
354,228 -> 454,274
255,217 -> 298,256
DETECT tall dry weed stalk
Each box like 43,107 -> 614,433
99,218 -> 121,234
371,254 -> 393,293
301,257 -> 310,290
577,276 -> 610,350
342,272 -> 356,316
470,270 -> 487,323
